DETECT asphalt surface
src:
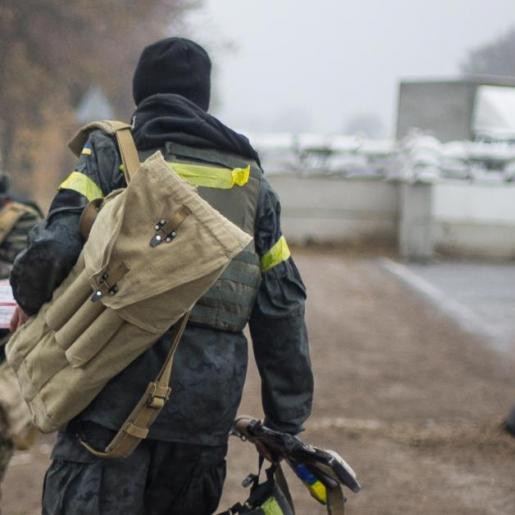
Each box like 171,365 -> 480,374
383,259 -> 515,354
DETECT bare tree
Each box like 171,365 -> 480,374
461,25 -> 515,78
0,0 -> 201,177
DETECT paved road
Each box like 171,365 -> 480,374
383,259 -> 515,354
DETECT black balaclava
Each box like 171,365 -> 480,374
132,37 -> 211,111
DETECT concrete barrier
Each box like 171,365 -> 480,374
267,175 -> 398,245
433,182 -> 515,259
267,174 -> 515,260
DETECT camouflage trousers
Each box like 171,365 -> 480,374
43,423 -> 227,515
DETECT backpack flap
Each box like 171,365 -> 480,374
83,152 -> 252,332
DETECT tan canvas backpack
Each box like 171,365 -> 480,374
6,121 -> 252,458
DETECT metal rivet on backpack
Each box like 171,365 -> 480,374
155,235 -> 162,241
102,273 -> 108,280
171,231 -> 176,238
91,289 -> 103,302
154,224 -> 160,230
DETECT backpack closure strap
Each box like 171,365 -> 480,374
79,312 -> 190,459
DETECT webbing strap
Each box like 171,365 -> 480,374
80,312 -> 190,459
79,198 -> 103,240
150,205 -> 191,247
275,463 -> 295,512
91,262 -> 129,301
327,486 -> 345,515
0,202 -> 35,246
115,128 -> 140,183
166,206 -> 191,231
69,120 -> 141,183
74,122 -> 141,239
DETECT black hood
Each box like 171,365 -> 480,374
132,93 -> 260,164
133,37 -> 211,111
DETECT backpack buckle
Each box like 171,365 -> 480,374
150,219 -> 177,248
149,206 -> 191,248
90,263 -> 129,302
147,383 -> 171,409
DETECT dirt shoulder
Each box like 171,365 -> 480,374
224,251 -> 515,515
3,249 -> 515,514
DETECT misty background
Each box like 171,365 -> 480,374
186,0 -> 515,135
2,0 -> 515,204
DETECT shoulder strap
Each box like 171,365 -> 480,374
71,120 -> 141,239
0,202 -> 37,246
80,312 -> 190,459
275,463 -> 295,512
69,120 -> 140,183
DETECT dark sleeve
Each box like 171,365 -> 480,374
48,130 -> 124,215
249,177 -> 314,434
10,131 -> 121,315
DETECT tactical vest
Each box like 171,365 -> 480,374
160,142 -> 262,333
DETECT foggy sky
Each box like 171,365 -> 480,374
184,0 -> 515,136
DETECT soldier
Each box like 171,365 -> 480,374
10,37 -> 313,515
0,173 -> 41,500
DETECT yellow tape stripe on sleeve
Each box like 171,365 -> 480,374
261,236 -> 291,272
59,171 -> 104,202
167,162 -> 250,189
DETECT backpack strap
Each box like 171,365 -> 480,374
69,120 -> 141,183
79,312 -> 190,459
70,120 -> 141,239
275,463 -> 295,511
0,202 -> 37,246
